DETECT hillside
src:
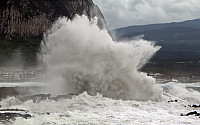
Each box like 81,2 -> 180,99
112,19 -> 200,39
112,19 -> 200,62
0,0 -> 108,66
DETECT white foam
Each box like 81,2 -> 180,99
41,15 -> 162,101
162,82 -> 200,104
0,82 -> 199,124
0,90 -> 198,125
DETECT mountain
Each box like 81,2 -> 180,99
112,19 -> 200,62
112,19 -> 200,39
0,0 -> 108,66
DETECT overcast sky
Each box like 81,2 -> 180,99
93,0 -> 200,29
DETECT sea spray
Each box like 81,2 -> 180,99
41,15 -> 162,101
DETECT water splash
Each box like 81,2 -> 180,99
41,15 -> 162,101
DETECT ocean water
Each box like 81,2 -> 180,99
0,82 -> 200,125
188,87 -> 200,92
1,15 -> 200,124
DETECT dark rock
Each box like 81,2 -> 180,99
0,0 -> 108,39
190,104 -> 200,108
168,100 -> 172,103
0,112 -> 31,119
0,108 -> 31,124
181,111 -> 200,118
186,111 -> 198,116
195,113 -> 200,116
0,0 -> 109,66
0,109 -> 26,112
168,100 -> 178,103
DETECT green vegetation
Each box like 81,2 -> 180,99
0,34 -> 41,67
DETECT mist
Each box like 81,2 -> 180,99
41,15 -> 162,101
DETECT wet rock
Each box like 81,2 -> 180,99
186,111 -> 198,116
39,112 -> 51,115
168,100 -> 178,103
188,104 -> 200,108
181,111 -> 200,117
0,109 -> 31,124
0,113 -> 31,119
0,109 -> 26,112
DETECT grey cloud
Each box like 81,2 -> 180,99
93,0 -> 200,29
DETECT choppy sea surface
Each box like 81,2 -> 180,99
1,15 -> 200,125
0,82 -> 200,125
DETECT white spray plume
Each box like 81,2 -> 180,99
41,15 -> 162,101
